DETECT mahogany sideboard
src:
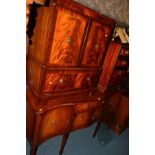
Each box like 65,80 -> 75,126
26,0 -> 116,154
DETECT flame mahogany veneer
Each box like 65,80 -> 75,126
26,0 -> 117,154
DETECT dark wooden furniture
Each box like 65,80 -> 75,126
26,0 -> 116,154
98,41 -> 129,134
101,89 -> 129,134
108,43 -> 129,88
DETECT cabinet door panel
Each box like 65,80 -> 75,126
49,7 -> 87,67
82,22 -> 112,67
40,106 -> 72,142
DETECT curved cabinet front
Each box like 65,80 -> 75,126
39,106 -> 73,143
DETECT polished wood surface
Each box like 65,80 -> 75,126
82,21 -> 112,67
26,0 -> 116,154
98,41 -> 121,92
102,91 -> 129,134
26,87 -> 106,146
40,106 -> 73,142
49,6 -> 87,67
27,59 -> 42,91
108,47 -> 129,87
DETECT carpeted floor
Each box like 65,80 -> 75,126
26,123 -> 129,155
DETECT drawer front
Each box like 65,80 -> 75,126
71,112 -> 90,131
74,72 -> 99,89
48,6 -> 87,67
42,70 -> 99,94
82,21 -> 112,67
43,72 -> 77,93
40,106 -> 72,141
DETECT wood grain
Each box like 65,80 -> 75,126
43,70 -> 99,94
82,21 -> 112,67
27,59 -> 42,91
43,72 -> 77,93
98,42 -> 121,92
49,6 -> 87,67
26,0 -> 116,154
28,4 -> 55,64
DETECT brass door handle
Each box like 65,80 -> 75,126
59,78 -> 64,84
66,37 -> 72,45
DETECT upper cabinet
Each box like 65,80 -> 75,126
28,0 -> 115,68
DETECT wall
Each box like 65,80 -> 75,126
73,0 -> 129,26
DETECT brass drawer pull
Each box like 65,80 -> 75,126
89,92 -> 92,97
51,121 -> 56,127
59,78 -> 64,84
66,37 -> 72,45
87,77 -> 91,81
95,44 -> 99,49
38,109 -> 43,112
105,34 -> 108,38
67,119 -> 70,124
49,81 -> 53,85
98,97 -> 101,101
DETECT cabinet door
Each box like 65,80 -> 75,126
81,21 -> 112,67
48,6 -> 88,67
39,106 -> 73,142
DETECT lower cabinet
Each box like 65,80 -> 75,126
39,106 -> 73,142
26,89 -> 105,155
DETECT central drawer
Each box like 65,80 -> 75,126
42,70 -> 99,94
27,59 -> 101,97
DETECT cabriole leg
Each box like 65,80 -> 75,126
30,146 -> 38,155
93,119 -> 102,137
59,133 -> 70,155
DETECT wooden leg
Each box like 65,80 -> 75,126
30,146 -> 38,155
59,133 -> 70,155
93,119 -> 102,138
